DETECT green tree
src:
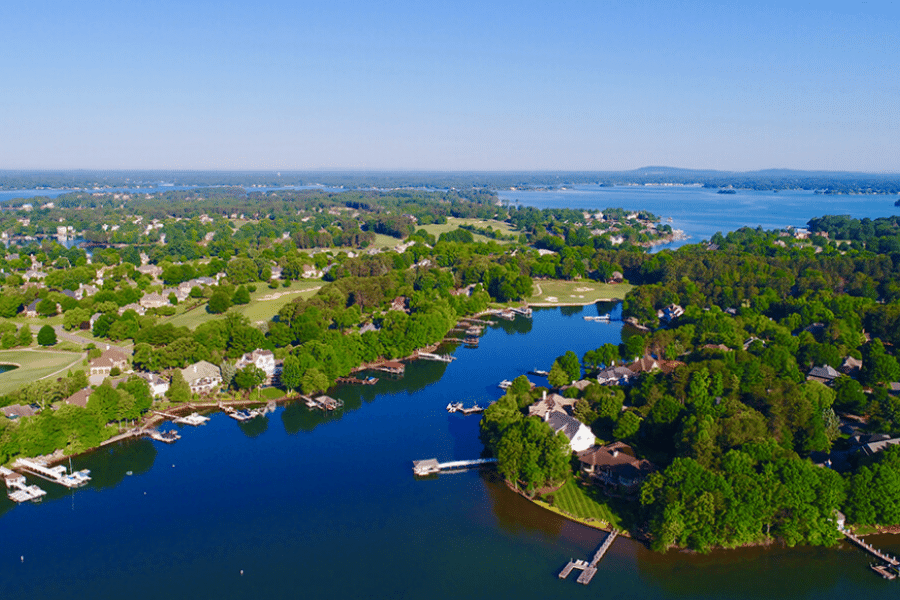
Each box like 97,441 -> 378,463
233,285 -> 251,305
233,365 -> 266,391
166,369 -> 191,403
17,324 -> 32,347
37,325 -> 57,346
300,367 -> 331,395
281,355 -> 302,393
207,290 -> 233,314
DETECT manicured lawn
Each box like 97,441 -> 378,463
527,279 -> 634,305
0,349 -> 85,395
551,479 -> 620,525
166,280 -> 325,329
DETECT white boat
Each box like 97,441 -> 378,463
498,380 -> 512,390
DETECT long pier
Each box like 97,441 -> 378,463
14,458 -> 91,488
843,529 -> 900,568
412,457 -> 497,476
559,530 -> 619,585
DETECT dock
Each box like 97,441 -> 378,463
303,395 -> 344,411
559,530 -> 619,585
412,457 -> 497,476
372,361 -> 405,376
222,406 -> 261,421
583,315 -> 612,322
464,336 -> 479,347
152,411 -> 209,425
2,466 -> 46,503
336,376 -> 378,385
446,402 -> 484,415
843,529 -> 900,578
416,352 -> 456,363
14,458 -> 91,488
511,307 -> 532,318
147,429 -> 181,443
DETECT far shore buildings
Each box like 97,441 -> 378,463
181,361 -> 222,395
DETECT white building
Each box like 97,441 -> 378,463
545,412 -> 595,453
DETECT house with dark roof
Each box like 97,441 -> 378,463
595,366 -> 635,386
577,442 -> 655,491
527,392 -> 576,420
807,365 -> 841,384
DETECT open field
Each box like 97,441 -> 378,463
166,280 -> 324,329
418,217 -> 518,243
0,349 -> 85,395
527,280 -> 633,305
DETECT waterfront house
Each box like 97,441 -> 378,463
528,391 -> 577,420
577,442 -> 655,492
236,349 -> 277,383
657,304 -> 684,323
595,366 -> 635,386
181,361 -> 222,395
544,412 -> 595,453
138,373 -> 170,398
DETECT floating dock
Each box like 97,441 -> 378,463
412,457 -> 497,476
583,315 -> 611,322
14,458 -> 91,488
559,530 -> 619,585
152,410 -> 208,425
147,429 -> 181,443
446,402 -> 484,415
372,361 -> 405,376
511,307 -> 532,318
223,406 -> 261,421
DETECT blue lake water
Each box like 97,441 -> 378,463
499,185 -> 900,251
2,303 -> 899,600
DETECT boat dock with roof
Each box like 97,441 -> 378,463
2,466 -> 46,503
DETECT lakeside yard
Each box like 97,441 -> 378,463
527,280 -> 633,305
0,349 -> 85,395
537,478 -> 639,534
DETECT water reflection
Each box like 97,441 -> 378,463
84,438 -> 157,490
237,415 -> 269,438
482,471 -> 563,539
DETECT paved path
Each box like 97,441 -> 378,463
52,326 -> 130,354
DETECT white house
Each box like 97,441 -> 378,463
181,361 -> 222,395
236,349 -> 277,383
545,412 -> 595,453
139,373 -> 170,398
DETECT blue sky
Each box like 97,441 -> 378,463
1,0 -> 898,171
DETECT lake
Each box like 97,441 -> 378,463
2,301 -> 899,599
498,185 -> 900,251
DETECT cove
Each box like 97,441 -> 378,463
1,304 -> 899,600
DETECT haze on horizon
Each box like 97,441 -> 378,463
2,1 -> 898,173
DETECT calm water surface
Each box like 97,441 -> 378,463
2,304 -> 898,599
499,185 -> 900,251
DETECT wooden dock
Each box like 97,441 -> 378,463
372,361 -> 405,376
559,530 -> 619,585
843,529 -> 900,572
446,402 -> 484,415
416,352 -> 455,363
14,458 -> 91,488
147,429 -> 181,443
336,376 -> 378,385
412,457 -> 497,476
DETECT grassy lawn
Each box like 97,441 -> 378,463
0,349 -> 85,395
166,280 -> 325,329
418,217 -> 518,243
527,279 -> 633,305
541,478 -> 640,532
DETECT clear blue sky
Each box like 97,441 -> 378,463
1,0 -> 898,172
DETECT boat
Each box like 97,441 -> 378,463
529,369 -> 549,377
498,380 -> 512,390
